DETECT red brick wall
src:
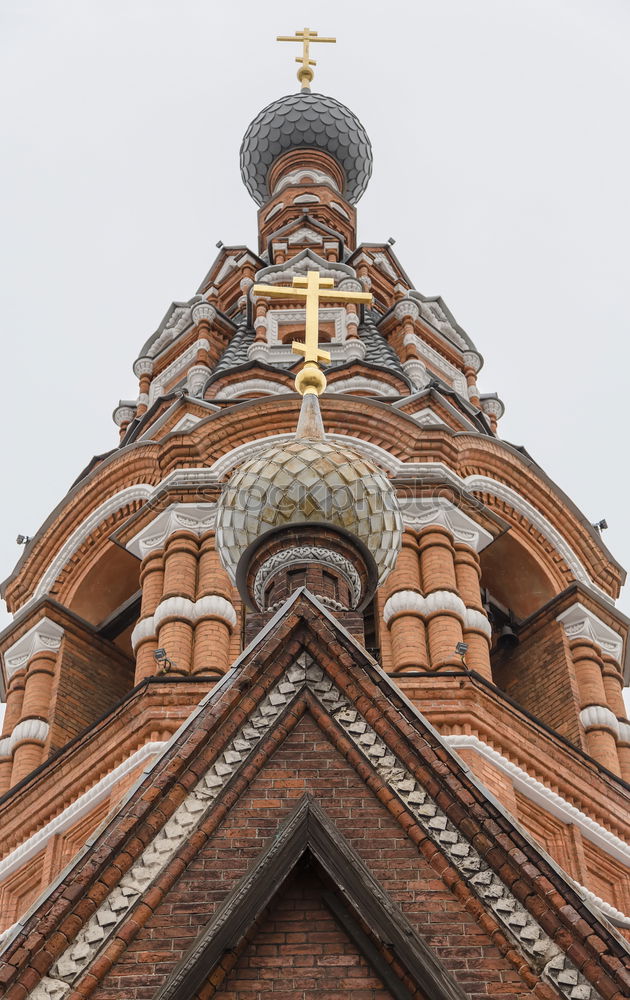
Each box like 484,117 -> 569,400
91,713 -> 529,1000
48,630 -> 135,752
491,618 -> 582,745
208,866 -> 399,1000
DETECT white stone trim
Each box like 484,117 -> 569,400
126,503 -> 217,559
190,303 -> 217,326
383,589 -> 491,637
556,603 -> 623,661
131,595 -> 237,651
186,364 -> 210,397
579,706 -> 619,737
169,414 -> 202,434
400,496 -> 493,553
570,883 -> 630,929
410,408 -> 449,428
402,358 -> 430,389
273,168 -> 339,194
444,735 -> 630,866
286,226 -> 323,246
149,339 -> 210,405
617,720 -> 630,745
403,332 -> 468,396
265,306 -> 345,345
328,375 -> 398,396
9,719 -> 49,750
216,378 -> 286,399
0,737 -> 11,757
4,618 -> 64,679
0,743 -> 165,882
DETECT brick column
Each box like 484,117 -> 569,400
602,655 -> 630,782
0,670 -> 25,794
156,531 -> 199,675
418,526 -> 464,669
192,532 -> 237,676
382,531 -> 428,672
570,639 -> 620,775
133,357 -> 153,417
133,549 -> 165,683
10,649 -> 56,783
454,543 -> 492,680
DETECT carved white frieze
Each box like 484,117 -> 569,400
557,603 -> 623,661
287,227 -> 323,246
399,496 -> 493,553
186,364 -> 210,398
253,547 -> 362,610
401,332 -> 468,396
481,396 -> 505,420
9,718 -> 49,750
273,168 -> 340,194
3,618 -> 64,679
382,589 -> 491,637
402,358 -> 430,389
126,503 -> 217,560
463,350 -> 483,373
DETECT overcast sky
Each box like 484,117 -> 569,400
1,1 -> 629,692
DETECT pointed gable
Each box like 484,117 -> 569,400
1,592 -> 628,1000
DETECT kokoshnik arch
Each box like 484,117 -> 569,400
0,27 -> 629,1000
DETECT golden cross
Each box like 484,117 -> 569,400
276,27 -> 336,89
252,269 -> 372,395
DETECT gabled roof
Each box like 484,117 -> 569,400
1,590 -> 628,1000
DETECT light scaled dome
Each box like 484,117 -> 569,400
240,91 -> 373,206
216,438 -> 402,586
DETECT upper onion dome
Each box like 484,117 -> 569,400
240,91 -> 373,206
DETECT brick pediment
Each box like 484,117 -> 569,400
1,591 -> 628,1000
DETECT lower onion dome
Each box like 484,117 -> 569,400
216,437 -> 402,588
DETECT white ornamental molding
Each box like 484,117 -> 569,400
344,312 -> 359,328
132,357 -> 154,378
342,338 -> 366,363
373,253 -> 397,281
170,414 -> 202,434
402,358 -> 430,389
253,547 -> 362,610
186,365 -> 210,398
131,594 -> 237,651
383,589 -> 491,637
191,302 -> 217,326
556,603 -> 623,661
148,304 -> 193,359
481,396 -> 505,420
265,306 -> 345,344
337,278 -> 363,293
216,378 -> 286,399
579,706 -> 619,738
0,736 -> 11,758
273,168 -> 339,194
136,393 -> 149,408
264,202 -> 284,221
293,193 -> 320,204
327,376 -> 398,397
9,719 -> 49,750
253,315 -> 268,331
403,332 -> 469,396
112,402 -> 136,427
126,503 -> 217,559
24,653 -> 601,1000
463,350 -> 483,373
287,227 -> 323,246
149,340 -> 206,406
399,496 -> 493,553
3,618 -> 64,679
618,720 -> 630,745
394,299 -> 420,323
330,201 -> 350,219
411,409 -> 449,429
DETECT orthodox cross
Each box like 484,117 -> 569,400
276,27 -> 336,89
252,269 -> 372,395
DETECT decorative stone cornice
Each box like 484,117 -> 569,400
399,497 -> 493,553
579,706 -> 619,737
556,603 -> 623,661
216,378 -> 285,399
126,503 -> 217,560
463,350 -> 483,373
480,395 -> 505,420
253,547 -> 362,611
186,365 -> 210,398
3,618 -> 64,679
272,168 -> 340,194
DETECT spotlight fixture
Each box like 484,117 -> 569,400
593,519 -> 608,533
387,236 -> 396,245
216,240 -> 224,249
16,534 -> 31,545
455,641 -> 468,658
153,648 -> 175,673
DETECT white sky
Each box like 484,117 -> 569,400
1,1 -> 629,710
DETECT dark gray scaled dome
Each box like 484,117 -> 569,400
240,91 -> 373,206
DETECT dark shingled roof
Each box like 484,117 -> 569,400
240,91 -> 372,206
208,312 -> 407,390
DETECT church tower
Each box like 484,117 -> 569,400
1,30 -> 629,1000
